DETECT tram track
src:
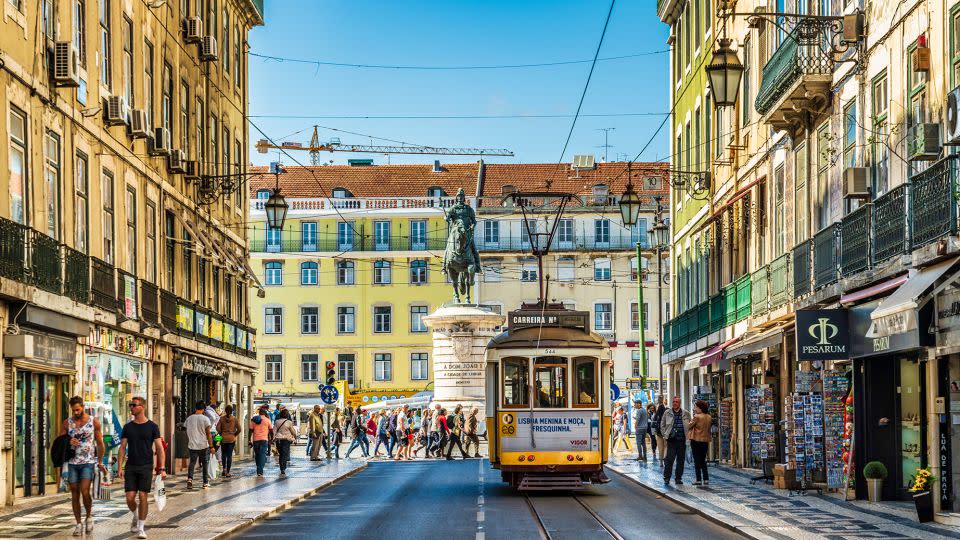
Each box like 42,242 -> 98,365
523,491 -> 625,540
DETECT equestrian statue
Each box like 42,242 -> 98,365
443,188 -> 481,303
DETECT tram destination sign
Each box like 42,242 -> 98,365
508,310 -> 589,332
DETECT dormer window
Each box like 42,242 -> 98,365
255,189 -> 271,200
332,187 -> 352,199
501,184 -> 517,195
427,186 -> 446,198
592,184 -> 609,197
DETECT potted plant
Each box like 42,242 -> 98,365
863,461 -> 887,502
909,467 -> 937,523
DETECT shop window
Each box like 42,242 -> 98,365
534,357 -> 567,408
573,357 -> 597,407
502,357 -> 529,408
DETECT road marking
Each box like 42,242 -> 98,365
478,495 -> 484,504
476,532 -> 485,540
477,511 -> 485,522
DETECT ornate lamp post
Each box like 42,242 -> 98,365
264,163 -> 288,230
649,197 -> 670,395
619,178 -> 645,387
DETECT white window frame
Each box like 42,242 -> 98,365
374,353 -> 392,381
300,354 -> 318,382
300,261 -> 318,285
593,258 -> 611,281
411,353 -> 429,381
594,302 -> 612,331
337,306 -> 356,334
264,306 -> 283,334
410,305 -> 428,333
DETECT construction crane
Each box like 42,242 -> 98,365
256,126 -> 514,164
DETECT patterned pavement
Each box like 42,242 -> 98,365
0,453 -> 365,539
607,454 -> 960,540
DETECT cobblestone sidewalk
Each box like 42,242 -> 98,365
0,454 -> 365,539
607,455 -> 960,539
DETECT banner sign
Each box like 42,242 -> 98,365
498,411 -> 600,452
796,310 -> 849,361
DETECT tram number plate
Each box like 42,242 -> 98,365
499,412 -> 517,437
544,349 -> 556,354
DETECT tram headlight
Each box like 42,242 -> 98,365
566,455 -> 574,461
518,455 -> 526,462
576,455 -> 584,462
528,455 -> 535,462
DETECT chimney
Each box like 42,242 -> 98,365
432,160 -> 442,173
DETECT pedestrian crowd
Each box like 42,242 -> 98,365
611,395 -> 713,487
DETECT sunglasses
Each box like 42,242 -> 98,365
128,402 -> 143,408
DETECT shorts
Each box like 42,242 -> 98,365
66,463 -> 95,483
124,464 -> 154,493
397,435 -> 408,447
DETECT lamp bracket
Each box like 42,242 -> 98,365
721,9 -> 864,67
665,169 -> 712,201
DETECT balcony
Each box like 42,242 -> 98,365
755,26 -> 833,133
769,253 -> 792,308
911,156 -> 959,248
29,230 -> 62,294
662,277 -> 752,354
813,223 -> 840,288
251,196 -> 459,214
0,218 -> 27,282
63,247 -> 89,304
840,204 -> 872,276
751,266 -> 770,316
793,241 -> 812,297
476,228 -> 645,253
251,234 -> 446,253
873,184 -> 911,261
90,258 -> 117,310
141,281 -> 159,325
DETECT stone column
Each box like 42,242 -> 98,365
422,305 -> 505,411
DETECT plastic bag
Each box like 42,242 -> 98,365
153,476 -> 167,512
94,468 -> 112,501
206,454 -> 220,480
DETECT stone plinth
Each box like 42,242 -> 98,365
422,304 -> 505,411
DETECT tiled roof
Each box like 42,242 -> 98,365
248,161 -> 669,198
248,163 -> 480,198
479,162 -> 669,197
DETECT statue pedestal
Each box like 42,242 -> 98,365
422,305 -> 505,412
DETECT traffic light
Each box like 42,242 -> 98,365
325,361 -> 336,385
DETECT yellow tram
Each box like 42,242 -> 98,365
485,303 -> 612,490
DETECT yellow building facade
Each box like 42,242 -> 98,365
248,163 -> 480,398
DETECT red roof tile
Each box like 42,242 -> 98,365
480,162 -> 669,197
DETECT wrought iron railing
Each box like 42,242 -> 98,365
250,234 -> 445,253
840,204 -> 872,276
141,281 -> 159,324
873,184 -> 910,262
160,289 -> 177,330
751,266 -> 770,316
911,156 -> 959,248
29,230 -> 62,294
792,240 -> 812,297
813,223 -> 840,288
755,25 -> 833,115
0,217 -> 27,282
769,253 -> 792,308
63,247 -> 89,303
90,257 -> 116,310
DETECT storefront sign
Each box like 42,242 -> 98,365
86,326 -> 154,360
120,274 -> 137,320
22,331 -> 76,371
173,353 -> 227,378
849,300 -> 924,358
796,310 -> 849,360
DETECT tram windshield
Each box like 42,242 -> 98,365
502,357 -> 529,408
573,357 -> 598,407
533,357 -> 567,408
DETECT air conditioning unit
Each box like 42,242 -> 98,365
52,41 -> 80,87
129,109 -> 149,138
149,127 -> 171,156
571,154 -> 596,170
907,123 -> 941,161
183,160 -> 201,181
200,36 -> 218,62
842,167 -> 869,199
168,149 -> 186,173
185,16 -> 203,43
104,96 -> 127,126
946,86 -> 960,145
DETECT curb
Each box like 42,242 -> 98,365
211,462 -> 368,539
606,465 -> 754,539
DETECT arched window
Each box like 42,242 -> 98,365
337,260 -> 355,285
264,261 -> 282,285
300,261 -> 318,285
410,259 -> 428,285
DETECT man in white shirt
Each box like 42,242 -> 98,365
184,401 -> 214,488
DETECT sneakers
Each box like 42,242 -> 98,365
186,478 -> 193,488
703,479 -> 710,485
278,472 -> 287,478
692,480 -> 703,486
72,524 -> 83,537
131,514 -> 139,532
202,483 -> 210,489
85,516 -> 94,532
137,528 -> 147,539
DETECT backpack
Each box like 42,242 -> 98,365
252,415 -> 262,425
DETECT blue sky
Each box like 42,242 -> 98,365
247,1 -> 670,168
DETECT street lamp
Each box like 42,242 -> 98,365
264,163 -> 288,230
618,182 -> 642,228
705,38 -> 744,107
620,176 -> 649,391
649,196 -> 669,397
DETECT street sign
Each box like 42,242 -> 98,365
319,385 -> 339,404
324,404 -> 337,412
610,383 -> 621,401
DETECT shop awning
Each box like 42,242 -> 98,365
726,327 -> 786,360
700,337 -> 740,367
870,256 -> 960,337
682,351 -> 706,371
840,273 -> 909,305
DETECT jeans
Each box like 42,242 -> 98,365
305,436 -> 313,456
253,440 -> 269,475
649,429 -> 658,456
388,432 -> 398,455
276,439 -> 292,473
663,438 -> 686,482
373,433 -> 391,457
188,449 -> 210,484
690,440 -> 709,482
329,432 -> 341,458
220,442 -> 236,473
634,431 -> 648,459
345,435 -> 368,458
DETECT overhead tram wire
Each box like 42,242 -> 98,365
249,112 -> 668,120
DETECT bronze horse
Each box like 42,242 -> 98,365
443,221 -> 477,303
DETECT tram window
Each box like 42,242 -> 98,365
502,357 -> 529,408
533,357 -> 567,408
573,357 -> 598,407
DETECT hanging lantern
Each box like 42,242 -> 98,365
264,188 -> 289,230
706,38 -> 745,107
619,183 -> 642,227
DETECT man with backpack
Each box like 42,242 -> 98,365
445,405 -> 468,460
344,409 -> 369,458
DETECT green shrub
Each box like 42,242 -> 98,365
863,461 -> 888,480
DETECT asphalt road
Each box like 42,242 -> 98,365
237,458 -> 742,540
